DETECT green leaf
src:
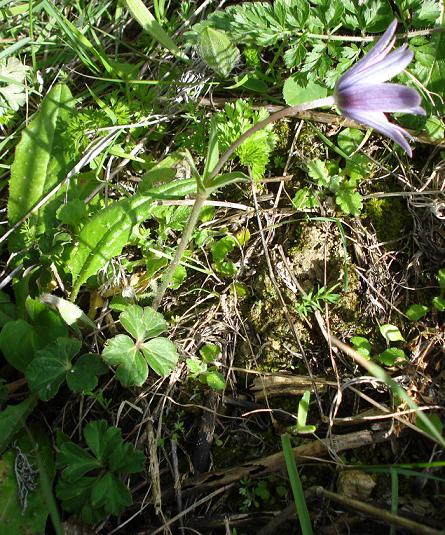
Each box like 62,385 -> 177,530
283,75 -> 327,106
0,56 -> 30,113
7,84 -> 75,251
0,396 -> 37,455
26,338 -> 81,401
199,343 -> 220,363
416,413 -> 444,440
0,291 -> 16,328
432,296 -> 445,312
0,319 -> 36,372
377,347 -> 408,366
186,357 -> 207,377
57,443 -> 101,481
350,336 -> 372,359
56,199 -> 87,228
205,370 -> 226,390
292,187 -> 319,210
55,476 -> 97,522
405,304 -> 429,322
211,235 -> 237,262
120,305 -> 167,341
205,171 -> 249,193
307,159 -> 330,187
335,189 -> 363,216
124,0 -> 187,60
0,425 -> 54,535
203,117 -> 220,181
83,420 -> 121,463
379,324 -> 405,342
108,443 -> 145,474
40,293 -> 96,329
438,268 -> 445,291
337,128 -> 365,155
424,115 -> 444,141
141,337 -> 179,376
91,472 -> 132,516
199,27 -> 240,78
66,354 -> 108,393
102,334 -> 148,387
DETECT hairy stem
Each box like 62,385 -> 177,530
152,96 -> 335,309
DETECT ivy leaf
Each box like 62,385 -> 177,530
335,189 -> 363,216
57,443 -> 101,481
26,338 -> 81,401
120,305 -> 167,341
91,472 -> 132,516
66,354 -> 108,393
141,337 -> 179,376
102,334 -> 148,387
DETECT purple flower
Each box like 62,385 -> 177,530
334,19 -> 425,157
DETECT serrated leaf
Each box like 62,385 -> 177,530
84,420 -> 122,462
205,370 -> 226,390
8,84 -> 75,251
102,334 -> 148,386
199,27 -> 240,78
199,343 -> 220,363
120,305 -> 167,341
283,75 -> 327,106
26,338 -> 81,401
307,159 -> 330,187
335,189 -> 363,215
379,324 -> 405,342
66,354 -> 108,393
378,347 -> 407,366
292,187 -> 319,210
186,357 -> 207,377
405,304 -> 429,322
141,337 -> 179,376
57,442 -> 101,481
0,57 -> 30,113
108,442 -> 145,474
55,476 -> 97,520
91,472 -> 132,516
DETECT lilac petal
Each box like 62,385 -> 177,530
341,46 -> 413,88
336,84 -> 425,113
337,20 -> 398,84
341,109 -> 413,156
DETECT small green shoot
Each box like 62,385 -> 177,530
186,343 -> 226,391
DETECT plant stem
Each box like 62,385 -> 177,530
152,96 -> 335,309
152,192 -> 207,310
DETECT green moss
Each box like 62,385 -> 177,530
365,197 -> 411,245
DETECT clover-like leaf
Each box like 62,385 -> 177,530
335,189 -> 363,216
26,338 -> 81,401
91,472 -> 132,516
108,442 -> 145,474
66,354 -> 108,393
84,420 -> 122,463
141,337 -> 179,376
120,305 -> 167,341
102,334 -> 148,386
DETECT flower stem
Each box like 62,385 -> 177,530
152,96 -> 334,309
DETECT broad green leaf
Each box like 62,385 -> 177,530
283,75 -> 327,106
205,370 -> 226,390
120,305 -> 167,341
57,443 -> 101,481
141,337 -> 179,376
83,420 -> 121,463
56,199 -> 87,228
307,159 -> 330,187
405,304 -> 429,322
432,296 -> 445,312
0,396 -> 37,454
211,235 -> 237,262
102,334 -> 148,386
350,336 -> 372,359
124,0 -> 186,60
55,476 -> 97,522
199,27 -> 240,78
66,354 -> 108,393
69,179 -> 197,301
335,189 -> 363,215
379,324 -> 405,342
0,290 -> 16,327
8,84 -> 75,251
0,319 -> 36,372
337,128 -> 365,155
199,343 -> 220,363
26,338 -> 81,401
0,425 -> 54,535
91,472 -> 132,516
108,442 -> 145,474
377,348 -> 407,367
40,293 -> 96,329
